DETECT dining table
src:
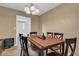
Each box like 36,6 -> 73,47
28,36 -> 64,56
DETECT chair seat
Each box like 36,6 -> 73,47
50,46 -> 60,50
49,46 -> 61,53
47,51 -> 63,56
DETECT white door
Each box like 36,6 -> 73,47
16,15 -> 31,37
16,15 -> 31,45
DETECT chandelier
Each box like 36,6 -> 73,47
24,3 -> 39,15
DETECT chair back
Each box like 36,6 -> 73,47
47,32 -> 53,38
64,37 -> 77,56
30,32 -> 37,36
19,34 -> 29,56
19,34 -> 23,46
54,32 -> 63,40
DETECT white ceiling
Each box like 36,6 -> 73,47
0,3 -> 61,15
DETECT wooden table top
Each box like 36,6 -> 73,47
28,36 -> 64,49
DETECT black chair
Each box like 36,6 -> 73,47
47,37 -> 77,56
46,32 -> 64,54
53,33 -> 63,51
19,34 -> 23,47
19,34 -> 29,56
30,32 -> 37,36
64,37 -> 77,56
46,32 -> 53,54
47,32 -> 53,38
54,33 -> 63,40
21,36 -> 29,56
53,33 -> 64,52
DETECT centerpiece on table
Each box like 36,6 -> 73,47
41,33 -> 46,40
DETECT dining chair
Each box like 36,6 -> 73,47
21,36 -> 29,56
47,32 -> 53,38
19,34 -> 29,56
19,34 -> 23,46
54,32 -> 63,40
46,32 -> 53,54
30,32 -> 37,36
47,32 -> 64,54
64,37 -> 77,56
53,32 -> 64,51
47,37 -> 77,56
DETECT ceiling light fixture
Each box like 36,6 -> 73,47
24,3 -> 39,15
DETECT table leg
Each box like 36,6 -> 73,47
62,42 -> 64,55
39,49 -> 44,56
46,49 -> 48,55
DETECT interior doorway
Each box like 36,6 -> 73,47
16,15 -> 31,55
16,15 -> 31,44
16,15 -> 31,37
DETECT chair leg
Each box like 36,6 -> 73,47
60,45 -> 61,52
26,49 -> 29,56
23,53 -> 25,56
46,49 -> 48,55
20,48 -> 22,56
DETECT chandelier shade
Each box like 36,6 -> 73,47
24,4 -> 39,15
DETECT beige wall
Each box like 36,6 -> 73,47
31,15 -> 40,34
0,6 -> 40,44
40,3 -> 79,55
